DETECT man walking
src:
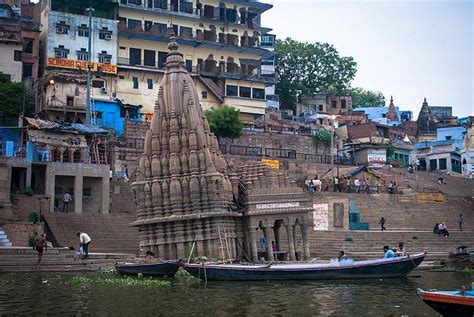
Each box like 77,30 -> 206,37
63,192 -> 72,213
379,217 -> 386,231
458,214 -> 464,231
77,232 -> 92,259
33,233 -> 47,265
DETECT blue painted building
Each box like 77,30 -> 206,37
92,99 -> 142,136
436,126 -> 466,151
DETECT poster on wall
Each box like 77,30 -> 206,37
368,150 -> 386,168
313,203 -> 329,231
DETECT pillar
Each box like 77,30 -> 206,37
263,227 -> 274,262
248,227 -> 258,262
301,225 -> 311,260
286,225 -> 296,261
74,175 -> 83,213
273,226 -> 281,251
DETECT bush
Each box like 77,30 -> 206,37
22,188 -> 34,196
344,237 -> 353,243
28,211 -> 39,224
28,235 -> 36,247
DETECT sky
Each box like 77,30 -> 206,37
262,0 -> 474,118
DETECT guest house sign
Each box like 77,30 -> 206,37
47,57 -> 117,74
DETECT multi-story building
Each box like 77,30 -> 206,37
298,91 -> 353,116
115,0 -> 276,125
0,3 -> 40,85
260,33 -> 278,110
37,0 -> 119,123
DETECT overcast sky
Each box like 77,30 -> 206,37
262,0 -> 473,118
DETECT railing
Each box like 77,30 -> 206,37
229,145 -> 262,157
265,148 -> 296,159
0,147 -> 108,165
116,138 -> 145,149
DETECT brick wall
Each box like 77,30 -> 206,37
2,222 -> 44,247
347,122 -> 378,140
13,195 -> 51,221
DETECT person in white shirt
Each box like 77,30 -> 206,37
77,232 -> 92,258
354,178 -> 361,193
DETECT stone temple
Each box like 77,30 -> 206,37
131,33 -> 312,262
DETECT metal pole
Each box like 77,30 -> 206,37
85,2 -> 94,126
331,128 -> 334,175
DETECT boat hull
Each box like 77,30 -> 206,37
417,289 -> 474,317
183,253 -> 426,281
115,261 -> 180,277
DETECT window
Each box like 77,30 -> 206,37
95,111 -> 103,119
201,91 -> 208,99
341,99 -> 346,109
129,48 -> 141,65
55,21 -> 69,34
119,75 -> 125,79
78,25 -> 89,37
226,85 -> 238,96
23,38 -> 34,53
172,24 -> 178,35
261,56 -> 275,66
98,52 -> 112,64
239,86 -> 251,98
22,63 -> 33,79
128,0 -> 142,5
319,104 -> 324,111
13,50 -> 21,61
66,96 -> 74,107
158,51 -> 167,68
99,28 -> 112,40
179,26 -> 193,37
261,35 -> 275,47
445,136 -> 452,140
252,88 -> 265,99
133,77 -> 139,89
144,20 -> 153,32
144,49 -> 156,67
54,46 -> 69,58
147,78 -> 153,89
154,0 -> 167,9
77,49 -> 89,61
155,23 -> 167,34
92,80 -> 104,88
185,59 -> 192,72
180,1 -> 193,14
331,100 -> 337,108
439,158 -> 447,170
128,19 -> 141,30
83,188 -> 91,197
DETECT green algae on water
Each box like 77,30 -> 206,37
69,276 -> 171,287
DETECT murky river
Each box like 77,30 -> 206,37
0,270 -> 472,316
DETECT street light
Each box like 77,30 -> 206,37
330,115 -> 337,177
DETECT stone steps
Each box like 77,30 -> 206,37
0,228 -> 12,247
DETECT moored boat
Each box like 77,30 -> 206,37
115,260 -> 180,277
417,287 -> 474,317
182,252 -> 426,281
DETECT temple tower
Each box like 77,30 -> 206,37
130,32 -> 242,260
386,96 -> 399,122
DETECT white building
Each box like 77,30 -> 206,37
461,125 -> 474,178
260,33 -> 278,110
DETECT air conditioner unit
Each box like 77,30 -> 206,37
100,87 -> 107,94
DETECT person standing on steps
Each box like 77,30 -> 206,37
379,217 -> 386,231
62,192 -> 72,213
33,233 -> 47,265
77,232 -> 92,259
458,214 -> 464,231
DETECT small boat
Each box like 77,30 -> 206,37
182,252 -> 426,281
417,287 -> 474,317
115,260 -> 180,277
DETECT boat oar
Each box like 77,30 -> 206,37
407,254 -> 416,268
187,242 -> 196,264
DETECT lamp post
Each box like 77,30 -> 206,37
85,3 -> 95,126
330,115 -> 336,176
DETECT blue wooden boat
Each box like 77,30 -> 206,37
417,287 -> 474,317
115,260 -> 180,277
182,252 -> 426,281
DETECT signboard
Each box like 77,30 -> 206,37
261,159 -> 279,169
313,203 -> 329,231
47,57 -> 117,74
256,202 -> 299,210
368,150 -> 386,168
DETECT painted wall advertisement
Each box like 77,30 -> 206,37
367,150 -> 386,168
313,203 -> 329,231
261,159 -> 280,169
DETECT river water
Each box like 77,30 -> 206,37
0,270 -> 472,316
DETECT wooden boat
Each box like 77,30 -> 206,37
417,287 -> 474,317
115,260 -> 180,277
182,252 -> 426,281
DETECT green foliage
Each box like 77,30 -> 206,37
275,38 -> 357,111
28,212 -> 39,224
386,141 -> 394,159
352,87 -> 386,108
28,235 -> 36,247
0,72 -> 33,122
22,187 -> 34,196
69,276 -> 172,287
412,236 -> 418,240
344,237 -> 353,243
311,130 -> 332,144
204,106 -> 244,139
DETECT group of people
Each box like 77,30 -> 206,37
33,231 -> 92,265
306,175 -> 322,194
306,175 -> 402,195
433,222 -> 450,237
383,242 -> 407,258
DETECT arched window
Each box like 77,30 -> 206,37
52,148 -> 60,162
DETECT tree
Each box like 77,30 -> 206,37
351,87 -> 385,108
204,105 -> 244,139
275,38 -> 357,111
0,72 -> 32,123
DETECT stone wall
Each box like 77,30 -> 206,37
13,195 -> 51,221
2,222 -> 44,247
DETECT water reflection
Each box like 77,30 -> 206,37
0,271 -> 471,316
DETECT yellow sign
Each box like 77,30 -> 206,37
416,193 -> 445,203
47,57 -> 117,74
261,159 -> 279,169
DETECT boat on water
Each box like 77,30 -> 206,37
182,252 -> 426,281
417,286 -> 474,317
115,260 -> 180,277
